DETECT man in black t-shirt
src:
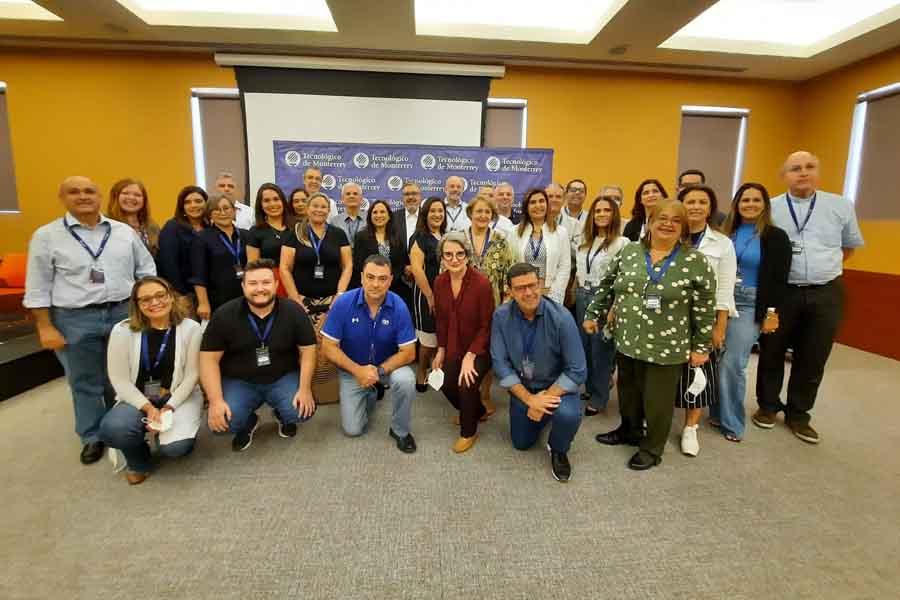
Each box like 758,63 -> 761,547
200,259 -> 317,451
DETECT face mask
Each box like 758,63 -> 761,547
685,367 -> 707,397
427,368 -> 445,391
143,410 -> 174,433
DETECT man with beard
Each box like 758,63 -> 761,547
200,259 -> 317,451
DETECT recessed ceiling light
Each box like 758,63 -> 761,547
0,0 -> 62,21
114,0 -> 337,31
660,0 -> 900,58
415,0 -> 630,44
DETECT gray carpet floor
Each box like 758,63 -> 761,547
1,344 -> 899,599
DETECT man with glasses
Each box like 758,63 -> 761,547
24,175 -> 156,464
563,179 -> 588,238
491,263 -> 586,482
395,181 -> 422,247
322,255 -> 418,453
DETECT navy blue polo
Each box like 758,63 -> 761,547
321,288 -> 416,366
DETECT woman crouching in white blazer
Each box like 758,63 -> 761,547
99,276 -> 203,485
509,188 -> 571,304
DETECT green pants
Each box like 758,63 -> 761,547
616,353 -> 684,458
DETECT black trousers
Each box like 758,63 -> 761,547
442,354 -> 491,438
756,279 -> 844,426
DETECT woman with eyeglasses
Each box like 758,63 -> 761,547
431,231 -> 495,453
623,179 -> 668,242
574,195 -> 628,416
408,196 -> 447,391
715,183 -> 791,442
509,188 -> 571,304
158,185 -> 207,301
351,199 -> 411,306
107,178 -> 161,256
190,194 -> 248,320
584,199 -> 716,471
99,276 -> 203,485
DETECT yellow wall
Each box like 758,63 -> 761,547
0,49 -> 235,254
801,47 -> 900,275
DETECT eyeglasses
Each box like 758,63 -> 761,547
442,251 -> 467,261
567,187 -> 586,194
137,291 -> 170,307
510,282 -> 539,293
211,206 -> 234,213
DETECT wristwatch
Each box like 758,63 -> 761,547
377,366 -> 387,379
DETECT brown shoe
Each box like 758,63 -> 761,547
789,422 -> 820,444
751,409 -> 777,429
453,434 -> 478,454
125,471 -> 149,485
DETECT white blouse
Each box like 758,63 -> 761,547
575,235 -> 628,288
695,226 -> 738,317
509,222 -> 571,304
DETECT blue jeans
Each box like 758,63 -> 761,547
575,286 -> 616,410
220,371 -> 310,434
509,391 -> 582,454
337,365 -> 416,438
52,301 -> 129,444
712,285 -> 760,439
99,403 -> 196,474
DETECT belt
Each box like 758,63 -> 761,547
79,299 -> 128,310
789,277 -> 840,289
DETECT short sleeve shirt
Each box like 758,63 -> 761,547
321,288 -> 416,366
201,297 -> 317,384
283,224 -> 349,299
246,225 -> 290,264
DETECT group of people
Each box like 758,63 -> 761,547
23,149 -> 863,485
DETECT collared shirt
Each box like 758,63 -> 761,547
490,297 -> 586,394
445,200 -> 470,232
328,210 -> 367,248
233,202 -> 254,230
24,212 -> 156,309
575,235 -> 628,288
404,208 -> 420,246
491,214 -> 516,237
321,288 -> 416,367
562,207 -> 587,241
770,190 -> 864,285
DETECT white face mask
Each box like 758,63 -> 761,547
427,368 -> 445,390
143,410 -> 174,433
685,367 -> 707,397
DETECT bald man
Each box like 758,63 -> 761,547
753,151 -> 864,444
444,176 -> 470,231
24,176 -> 156,464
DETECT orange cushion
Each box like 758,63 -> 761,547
0,253 -> 26,288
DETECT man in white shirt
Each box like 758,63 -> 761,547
495,182 -> 519,224
216,171 -> 254,230
395,181 -> 421,247
444,175 -> 470,231
563,179 -> 588,240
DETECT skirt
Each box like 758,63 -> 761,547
674,350 -> 720,409
304,296 -> 339,405
412,284 -> 436,347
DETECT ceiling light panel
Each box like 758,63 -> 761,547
114,0 -> 337,31
415,0 -> 630,44
0,0 -> 62,21
661,0 -> 900,58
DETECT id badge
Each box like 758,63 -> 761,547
234,264 -> 245,279
256,346 -> 271,367
313,264 -> 325,280
143,379 -> 162,401
791,240 -> 804,255
521,358 -> 534,380
735,270 -> 743,285
89,267 -> 105,284
644,294 -> 661,310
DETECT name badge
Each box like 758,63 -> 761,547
735,270 -> 743,285
89,267 -> 105,284
644,294 -> 661,310
143,379 -> 161,401
234,264 -> 245,279
521,358 -> 534,380
791,240 -> 804,255
313,265 -> 325,280
256,346 -> 271,367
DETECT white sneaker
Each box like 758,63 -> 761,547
681,425 -> 700,457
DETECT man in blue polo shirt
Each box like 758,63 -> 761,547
322,255 -> 418,453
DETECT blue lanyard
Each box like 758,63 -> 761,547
218,230 -> 242,265
345,217 -> 361,241
447,204 -> 464,227
732,230 -> 759,266
644,246 -> 680,285
368,304 -> 383,364
585,241 -> 604,275
469,227 -> 492,259
308,225 -> 325,264
246,312 -> 275,347
521,315 -> 539,361
141,328 -> 172,373
64,217 -> 112,261
528,233 -> 543,261
786,193 -> 817,234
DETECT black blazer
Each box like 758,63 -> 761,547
157,219 -> 199,295
754,225 -> 792,323
351,229 -> 410,292
622,218 -> 643,242
392,208 -> 416,247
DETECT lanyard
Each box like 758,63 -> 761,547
469,227 -> 492,259
528,233 -> 543,261
786,193 -> 817,234
246,312 -> 275,347
218,231 -> 241,265
585,240 -> 604,275
345,217 -> 361,241
521,314 -> 539,360
308,225 -> 325,264
64,217 -> 112,261
732,230 -> 759,266
565,207 -> 583,221
644,246 -> 680,285
447,204 -> 464,227
368,304 -> 384,364
141,328 -> 172,373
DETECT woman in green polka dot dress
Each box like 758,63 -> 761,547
584,198 -> 716,470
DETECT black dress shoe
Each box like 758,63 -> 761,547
548,445 -> 571,482
389,429 -> 417,454
595,428 -> 640,446
627,450 -> 662,471
415,383 -> 428,393
584,405 -> 600,416
80,441 -> 106,465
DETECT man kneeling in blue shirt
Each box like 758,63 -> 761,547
491,263 -> 587,482
322,255 -> 419,453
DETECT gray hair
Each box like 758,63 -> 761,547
496,182 -> 514,193
341,181 -> 361,195
204,192 -> 234,217
438,230 -> 472,260
545,182 -> 565,194
304,166 -> 322,176
215,171 -> 235,181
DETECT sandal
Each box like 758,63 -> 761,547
723,432 -> 742,443
708,419 -> 721,429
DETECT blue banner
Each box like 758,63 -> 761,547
273,141 -> 553,214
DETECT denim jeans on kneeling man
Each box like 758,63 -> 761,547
337,365 -> 416,438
